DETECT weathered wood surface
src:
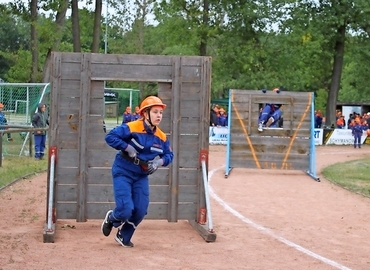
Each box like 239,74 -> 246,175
228,89 -> 312,171
50,52 -> 211,223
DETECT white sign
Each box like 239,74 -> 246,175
209,126 -> 229,145
313,129 -> 323,145
325,129 -> 367,145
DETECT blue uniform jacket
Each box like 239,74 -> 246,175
0,112 -> 7,130
105,119 -> 174,174
122,113 -> 133,124
218,115 -> 227,127
351,123 -> 363,134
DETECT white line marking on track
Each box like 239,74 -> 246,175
208,166 -> 351,270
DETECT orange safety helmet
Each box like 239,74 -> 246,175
138,96 -> 166,115
0,103 -> 4,108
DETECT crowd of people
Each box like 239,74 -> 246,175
315,109 -> 370,148
122,106 -> 141,124
210,104 -> 228,127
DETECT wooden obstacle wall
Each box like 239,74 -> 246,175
227,90 -> 313,173
48,53 -> 211,225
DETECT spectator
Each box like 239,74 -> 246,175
31,103 -> 49,160
347,113 -> 354,129
122,106 -> 132,124
336,115 -> 345,129
0,103 -> 13,142
351,118 -> 363,149
217,108 -> 228,127
101,96 -> 174,248
132,106 -> 141,121
315,110 -> 323,128
365,113 -> 370,128
210,104 -> 219,126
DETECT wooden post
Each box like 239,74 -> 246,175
0,131 -> 3,167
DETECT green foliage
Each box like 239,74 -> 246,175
5,50 -> 33,82
1,0 -> 370,110
315,89 -> 329,113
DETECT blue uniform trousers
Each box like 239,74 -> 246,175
353,132 -> 362,148
34,134 -> 46,158
110,160 -> 149,243
259,105 -> 282,127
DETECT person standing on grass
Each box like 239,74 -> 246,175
31,104 -> 49,160
0,103 -> 13,142
351,118 -> 363,149
101,96 -> 174,248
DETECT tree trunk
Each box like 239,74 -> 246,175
325,24 -> 346,127
42,0 -> 69,83
30,0 -> 38,82
71,0 -> 81,52
92,0 -> 102,53
200,0 -> 209,56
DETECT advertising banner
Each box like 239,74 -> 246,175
325,129 -> 367,145
209,126 -> 229,145
313,129 -> 323,145
208,127 -> 368,145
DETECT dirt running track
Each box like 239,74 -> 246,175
0,145 -> 370,270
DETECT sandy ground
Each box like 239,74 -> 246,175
0,145 -> 370,270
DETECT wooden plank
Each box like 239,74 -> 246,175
64,146 -> 200,177
56,168 -> 79,184
60,62 -> 81,80
56,167 -> 198,187
49,52 -> 62,146
90,81 -> 105,99
198,57 -> 212,211
56,201 -> 197,220
91,53 -> 174,66
168,56 -> 181,222
76,53 -> 91,222
181,83 -> 201,100
91,63 -> 173,82
230,151 -> 310,161
230,137 -> 310,154
230,126 -> 311,137
180,100 -> 201,118
230,158 -> 309,171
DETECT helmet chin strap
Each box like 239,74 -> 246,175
145,108 -> 155,128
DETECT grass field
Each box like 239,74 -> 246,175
322,158 -> 370,197
0,156 -> 47,189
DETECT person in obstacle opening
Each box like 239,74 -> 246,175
258,88 -> 283,132
102,96 -> 174,248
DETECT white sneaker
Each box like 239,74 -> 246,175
266,117 -> 275,127
258,122 -> 263,132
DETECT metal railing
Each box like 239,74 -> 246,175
0,125 -> 48,167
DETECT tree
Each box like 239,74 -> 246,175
30,0 -> 38,82
71,0 -> 81,52
41,0 -> 69,82
92,0 -> 102,53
